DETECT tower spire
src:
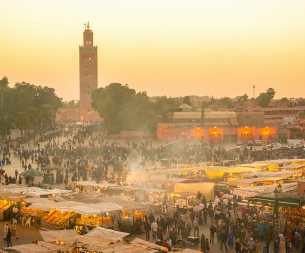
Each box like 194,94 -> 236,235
87,21 -> 90,29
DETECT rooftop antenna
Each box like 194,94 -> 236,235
87,21 -> 90,29
83,23 -> 86,30
253,85 -> 255,99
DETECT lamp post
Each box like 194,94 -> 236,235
273,184 -> 282,219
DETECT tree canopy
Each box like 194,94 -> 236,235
91,83 -> 180,134
256,87 -> 276,107
0,78 -> 62,137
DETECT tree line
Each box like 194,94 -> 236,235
0,77 -> 62,138
0,75 -> 280,137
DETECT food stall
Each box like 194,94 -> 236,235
170,192 -> 196,212
0,198 -> 16,220
97,196 -> 148,226
41,209 -> 77,230
30,201 -> 81,230
141,188 -> 168,214
69,202 -> 123,232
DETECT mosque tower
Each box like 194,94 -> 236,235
79,22 -> 98,121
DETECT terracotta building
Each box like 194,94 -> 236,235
57,23 -> 101,123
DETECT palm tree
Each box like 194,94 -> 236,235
0,76 -> 9,114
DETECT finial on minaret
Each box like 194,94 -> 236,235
87,22 -> 90,29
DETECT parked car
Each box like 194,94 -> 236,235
267,142 -> 281,149
165,142 -> 180,149
273,145 -> 291,150
237,141 -> 243,146
255,140 -> 262,146
247,141 -> 254,146
187,141 -> 202,148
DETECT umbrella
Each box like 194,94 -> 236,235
20,169 -> 43,177
41,165 -> 64,171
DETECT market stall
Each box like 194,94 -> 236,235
19,198 -> 56,224
229,176 -> 291,188
29,201 -> 81,230
96,196 -> 148,227
41,209 -> 77,230
43,227 -> 129,251
56,202 -> 122,231
72,181 -> 117,193
174,182 -> 214,202
0,197 -> 16,220
0,193 -> 28,221
170,192 -> 196,212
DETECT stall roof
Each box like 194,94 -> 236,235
242,171 -> 298,179
54,227 -> 129,247
30,201 -> 83,211
85,243 -> 162,253
149,178 -> 195,184
131,238 -> 168,252
97,196 -> 148,212
280,164 -> 305,170
40,229 -> 79,242
68,202 -> 123,214
73,180 -> 117,188
229,177 -> 285,187
0,187 -> 71,196
232,182 -> 297,197
22,198 -> 55,204
181,249 -> 201,253
3,241 -> 67,253
140,188 -> 168,193
25,189 -> 72,197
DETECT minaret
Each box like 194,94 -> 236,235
79,22 -> 98,122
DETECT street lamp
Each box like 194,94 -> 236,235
273,184 -> 282,219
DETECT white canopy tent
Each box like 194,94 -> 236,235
229,177 -> 287,187
242,171 -> 299,179
40,229 -> 79,242
232,182 -> 297,197
2,241 -> 68,253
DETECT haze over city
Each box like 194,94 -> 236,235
1,0 -> 305,101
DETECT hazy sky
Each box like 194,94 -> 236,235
1,1 -> 305,101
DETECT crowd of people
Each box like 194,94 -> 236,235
1,123 -> 305,252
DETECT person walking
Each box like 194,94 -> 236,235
254,238 -> 260,253
279,237 -> 286,253
12,219 -> 19,240
200,234 -> 206,253
151,220 -> 158,239
235,238 -> 241,253
6,228 -> 12,247
247,238 -> 256,253
210,224 -> 216,244
144,221 -> 151,241
274,238 -> 280,253
295,232 -> 301,250
193,218 -> 199,237
3,223 -> 8,240
220,229 -> 228,251
228,229 -> 234,248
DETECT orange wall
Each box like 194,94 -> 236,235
157,124 -> 284,144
